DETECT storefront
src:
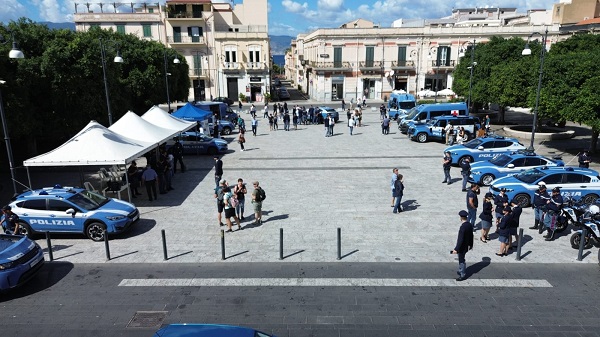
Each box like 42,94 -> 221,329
331,75 -> 344,100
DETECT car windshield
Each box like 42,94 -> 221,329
514,168 -> 546,184
399,101 -> 416,109
489,154 -> 512,167
403,106 -> 423,119
68,190 -> 109,211
462,138 -> 484,149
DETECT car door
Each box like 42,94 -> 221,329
46,199 -> 84,233
431,120 -> 445,138
19,199 -> 50,232
563,173 -> 592,199
524,157 -> 544,170
502,158 -> 526,176
474,140 -> 498,161
539,173 -> 564,192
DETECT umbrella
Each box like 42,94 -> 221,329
437,88 -> 455,96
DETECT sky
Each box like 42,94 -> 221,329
2,0 -> 561,36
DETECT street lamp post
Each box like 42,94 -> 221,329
428,46 -> 440,103
0,31 -> 25,195
522,28 -> 549,151
99,38 -> 124,126
163,49 -> 180,112
459,39 -> 476,114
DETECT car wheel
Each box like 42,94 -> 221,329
16,221 -> 34,239
86,222 -> 107,242
416,133 -> 428,143
207,147 -> 218,155
334,117 -> 339,123
458,156 -> 473,166
222,127 -> 232,135
481,173 -> 495,186
514,193 -> 531,207
582,194 -> 599,205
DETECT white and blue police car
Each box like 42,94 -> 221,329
0,234 -> 45,291
166,131 -> 228,155
444,136 -> 526,165
469,151 -> 564,186
8,185 -> 139,242
490,166 -> 600,207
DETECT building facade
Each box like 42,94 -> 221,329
74,0 -> 270,104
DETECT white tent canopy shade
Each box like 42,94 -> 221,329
109,111 -> 180,146
142,106 -> 196,132
23,121 -> 154,167
437,88 -> 455,96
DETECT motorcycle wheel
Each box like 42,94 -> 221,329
554,218 -> 569,233
570,232 -> 593,249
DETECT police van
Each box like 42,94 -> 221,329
387,91 -> 416,119
398,102 -> 467,134
407,115 -> 480,143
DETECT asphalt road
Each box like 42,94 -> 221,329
1,262 -> 599,337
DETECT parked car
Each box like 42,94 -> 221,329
166,131 -> 228,155
490,166 -> 600,207
407,115 -> 481,143
154,324 -> 276,337
277,87 -> 290,100
207,116 -> 236,136
315,106 -> 339,123
7,186 -> 139,242
469,151 -> 564,186
444,136 -> 526,165
0,234 -> 45,291
212,96 -> 235,106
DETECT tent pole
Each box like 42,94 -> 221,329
124,164 -> 132,203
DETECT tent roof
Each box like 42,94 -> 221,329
24,121 -> 153,167
171,102 -> 212,121
109,111 -> 180,145
142,106 -> 196,131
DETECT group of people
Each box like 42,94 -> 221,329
212,157 -> 266,232
529,182 -> 564,242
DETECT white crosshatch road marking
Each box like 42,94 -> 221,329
118,278 -> 553,288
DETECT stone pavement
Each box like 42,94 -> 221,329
20,107 -> 596,265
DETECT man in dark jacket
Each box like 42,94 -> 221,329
459,158 -> 471,192
543,187 -> 563,241
509,199 -> 522,248
173,139 -> 185,173
452,210 -> 474,281
496,206 -> 512,256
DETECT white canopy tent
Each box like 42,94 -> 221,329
142,106 -> 196,132
109,111 -> 181,146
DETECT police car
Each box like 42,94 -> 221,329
0,234 -> 44,291
407,115 -> 480,143
489,166 -> 600,207
469,151 -> 564,186
8,186 -> 139,242
444,136 -> 526,165
316,106 -> 339,123
166,131 -> 228,155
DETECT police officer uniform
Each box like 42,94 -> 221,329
494,188 -> 509,224
452,210 -> 474,281
578,150 -> 591,168
530,183 -> 550,231
543,187 -> 563,241
442,152 -> 452,184
459,158 -> 471,192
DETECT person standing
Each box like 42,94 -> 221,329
214,156 -> 223,188
484,114 -> 491,135
579,149 -> 591,168
1,205 -> 20,235
496,206 -> 512,256
328,114 -> 335,136
251,181 -> 265,224
459,158 -> 471,192
341,99 -> 346,111
141,164 -> 158,201
223,186 -> 242,232
238,128 -> 246,152
251,116 -> 258,136
445,123 -> 454,145
442,151 -> 452,184
348,116 -> 355,135
479,192 -> 494,243
238,100 -> 243,114
393,174 -> 405,213
543,187 -> 563,241
283,112 -> 290,131
324,114 -> 330,137
263,102 -> 269,118
494,188 -> 509,226
250,104 -> 256,118
382,115 -> 390,135
173,139 -> 185,173
127,161 -> 142,198
509,199 -> 522,249
233,178 -> 247,220
380,104 -> 386,120
390,168 -> 398,207
466,183 -> 480,231
452,210 -> 474,281
530,182 -> 549,231
214,179 -> 227,227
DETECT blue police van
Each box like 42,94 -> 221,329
388,91 -> 416,119
398,102 -> 468,134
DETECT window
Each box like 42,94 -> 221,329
224,46 -> 237,63
542,174 -> 563,184
436,46 -> 451,66
365,46 -> 374,67
89,24 -> 100,29
188,26 -> 202,42
148,8 -> 154,13
248,45 -> 261,63
565,174 -> 591,184
480,141 -> 496,149
510,158 -> 526,167
142,24 -> 152,37
430,111 -> 445,119
524,158 -> 544,166
116,24 -> 125,34
397,46 -> 407,66
333,47 -> 342,68
22,199 -> 46,210
193,54 -> 203,75
48,200 -> 73,212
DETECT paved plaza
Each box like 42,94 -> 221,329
24,106 -> 597,265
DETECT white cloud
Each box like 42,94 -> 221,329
0,0 -> 28,23
282,0 -> 308,14
318,0 -> 344,11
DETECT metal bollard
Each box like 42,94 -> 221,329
337,227 -> 341,260
161,229 -> 168,261
577,229 -> 587,261
45,231 -> 53,262
515,228 -> 524,261
221,230 -> 225,260
279,228 -> 283,260
104,232 -> 111,261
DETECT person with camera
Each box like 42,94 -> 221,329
233,178 -> 247,220
442,151 -> 452,185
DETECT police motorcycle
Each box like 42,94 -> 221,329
554,195 -> 588,234
570,204 -> 600,249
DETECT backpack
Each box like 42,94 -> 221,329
216,187 -> 225,201
228,193 -> 239,208
258,187 -> 266,202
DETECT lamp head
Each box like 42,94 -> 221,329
9,41 -> 24,59
113,51 -> 123,63
173,57 -> 180,64
522,45 -> 532,56
459,50 -> 465,58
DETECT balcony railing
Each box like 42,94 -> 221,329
246,62 -> 265,70
431,60 -> 456,67
359,61 -> 383,68
391,60 -> 415,68
189,68 -> 209,77
309,61 -> 352,70
167,11 -> 203,19
167,35 -> 205,44
222,62 -> 241,70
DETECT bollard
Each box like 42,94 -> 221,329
45,231 -> 53,262
515,228 -> 524,261
337,227 -> 341,260
577,229 -> 587,261
221,230 -> 225,260
279,228 -> 283,260
161,229 -> 168,261
104,232 -> 111,261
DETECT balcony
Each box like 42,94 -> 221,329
167,35 -> 205,45
309,61 -> 352,71
222,62 -> 242,73
391,60 -> 415,70
166,11 -> 203,19
430,60 -> 456,68
246,62 -> 268,73
359,61 -> 383,71
189,68 -> 209,78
